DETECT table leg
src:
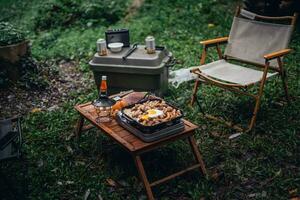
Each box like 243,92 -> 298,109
133,155 -> 155,200
75,115 -> 84,141
188,136 -> 207,176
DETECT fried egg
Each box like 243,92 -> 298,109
146,109 -> 163,118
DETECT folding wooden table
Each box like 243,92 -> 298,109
75,100 -> 207,200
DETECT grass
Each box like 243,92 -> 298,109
1,0 -> 300,199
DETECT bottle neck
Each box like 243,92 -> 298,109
99,79 -> 107,97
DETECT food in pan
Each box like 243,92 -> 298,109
123,100 -> 182,126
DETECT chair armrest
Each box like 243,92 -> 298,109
264,49 -> 292,61
200,37 -> 229,46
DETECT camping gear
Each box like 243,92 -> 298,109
89,45 -> 174,95
118,99 -> 183,134
96,39 -> 107,56
105,29 -> 130,47
0,116 -> 22,160
108,42 -> 124,53
169,68 -> 198,88
92,97 -> 115,123
92,76 -> 116,123
116,113 -> 184,142
145,36 -> 156,54
190,7 -> 298,132
75,94 -> 207,200
0,116 -> 27,200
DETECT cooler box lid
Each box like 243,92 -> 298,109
89,45 -> 172,70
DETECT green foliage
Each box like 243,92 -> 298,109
0,22 -> 25,46
34,0 -> 129,30
18,56 -> 51,89
32,27 -> 103,60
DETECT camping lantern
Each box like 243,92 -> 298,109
93,96 -> 115,123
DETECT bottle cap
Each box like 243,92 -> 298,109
101,75 -> 107,80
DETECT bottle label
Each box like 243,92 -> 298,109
100,76 -> 107,96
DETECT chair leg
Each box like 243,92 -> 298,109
248,61 -> 270,132
191,79 -> 200,106
277,57 -> 290,103
248,95 -> 263,132
248,84 -> 266,132
280,72 -> 290,103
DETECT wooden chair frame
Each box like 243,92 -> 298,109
190,7 -> 298,132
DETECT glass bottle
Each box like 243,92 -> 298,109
99,75 -> 107,97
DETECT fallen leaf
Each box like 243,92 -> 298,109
106,178 -> 118,187
31,108 -> 42,113
229,132 -> 242,139
66,145 -> 73,154
83,189 -> 90,200
210,168 -> 221,181
289,188 -> 298,196
51,168 -> 58,172
65,133 -> 74,141
97,193 -> 103,200
274,100 -> 287,107
47,105 -> 59,111
211,131 -> 221,137
118,180 -> 130,187
208,23 -> 215,28
75,161 -> 86,166
66,181 -> 74,185
37,160 -> 44,168
57,181 -> 63,185
248,193 -> 258,198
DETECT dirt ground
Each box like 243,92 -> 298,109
0,61 -> 94,119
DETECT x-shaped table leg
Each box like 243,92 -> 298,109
133,155 -> 155,200
133,135 -> 207,200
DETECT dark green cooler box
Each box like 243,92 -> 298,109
89,45 -> 173,95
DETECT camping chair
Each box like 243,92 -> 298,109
190,7 -> 298,132
0,116 -> 26,200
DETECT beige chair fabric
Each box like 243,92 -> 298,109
224,13 -> 293,67
198,59 -> 277,86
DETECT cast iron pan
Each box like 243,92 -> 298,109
119,98 -> 183,134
